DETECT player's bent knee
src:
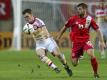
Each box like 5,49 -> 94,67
36,49 -> 46,57
52,47 -> 61,56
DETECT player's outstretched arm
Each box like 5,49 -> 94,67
96,29 -> 106,48
56,26 -> 67,41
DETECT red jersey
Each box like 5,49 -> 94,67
65,15 -> 99,43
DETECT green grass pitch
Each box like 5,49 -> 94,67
0,49 -> 106,80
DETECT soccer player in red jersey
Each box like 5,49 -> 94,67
57,3 -> 106,78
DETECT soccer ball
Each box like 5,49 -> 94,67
23,23 -> 35,34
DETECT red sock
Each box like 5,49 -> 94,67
91,58 -> 98,74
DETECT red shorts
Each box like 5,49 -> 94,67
71,41 -> 93,59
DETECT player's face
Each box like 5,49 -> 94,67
77,6 -> 86,17
23,13 -> 34,23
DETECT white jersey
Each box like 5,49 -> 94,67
31,18 -> 45,29
28,18 -> 50,40
95,8 -> 107,38
23,17 -> 58,52
95,8 -> 107,23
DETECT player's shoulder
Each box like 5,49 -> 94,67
35,18 -> 43,22
35,17 -> 45,25
86,15 -> 92,19
87,15 -> 94,19
86,15 -> 95,21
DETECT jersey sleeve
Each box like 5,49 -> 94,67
65,17 -> 74,28
90,18 -> 99,30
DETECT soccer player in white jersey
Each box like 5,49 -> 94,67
95,2 -> 107,59
22,9 -> 72,76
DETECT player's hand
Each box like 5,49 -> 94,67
23,23 -> 34,34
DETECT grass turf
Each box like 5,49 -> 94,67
0,49 -> 106,80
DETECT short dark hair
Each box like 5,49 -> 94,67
22,9 -> 32,15
77,3 -> 88,9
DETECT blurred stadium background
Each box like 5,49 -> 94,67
0,0 -> 107,80
0,0 -> 107,50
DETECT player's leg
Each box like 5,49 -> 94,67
71,43 -> 83,67
36,48 -> 60,73
86,49 -> 99,78
51,47 -> 66,65
47,38 -> 72,76
99,41 -> 106,59
85,41 -> 99,78
71,57 -> 79,67
51,47 -> 72,76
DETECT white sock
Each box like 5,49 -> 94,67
49,62 -> 57,69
